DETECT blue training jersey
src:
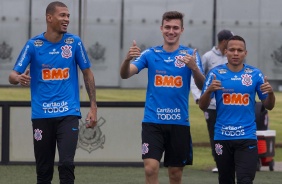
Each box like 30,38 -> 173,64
132,45 -> 203,126
202,63 -> 268,140
13,32 -> 91,119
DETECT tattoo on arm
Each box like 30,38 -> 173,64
84,73 -> 97,107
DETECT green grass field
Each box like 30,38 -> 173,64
0,87 -> 281,183
1,87 -> 281,144
0,164 -> 281,184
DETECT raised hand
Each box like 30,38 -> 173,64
208,74 -> 223,92
178,49 -> 198,70
260,76 -> 274,94
19,69 -> 31,86
192,49 -> 197,58
126,40 -> 141,61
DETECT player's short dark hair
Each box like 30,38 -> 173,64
162,11 -> 184,27
227,35 -> 246,48
46,1 -> 67,15
217,29 -> 234,42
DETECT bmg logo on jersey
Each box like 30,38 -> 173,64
42,101 -> 69,114
154,75 -> 183,88
42,68 -> 69,80
222,93 -> 249,106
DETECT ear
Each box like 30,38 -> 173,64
179,27 -> 184,34
46,14 -> 52,23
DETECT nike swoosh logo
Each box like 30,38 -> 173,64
249,145 -> 256,149
72,128 -> 78,131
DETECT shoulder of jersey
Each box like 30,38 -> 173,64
243,64 -> 260,74
213,63 -> 226,70
150,46 -> 161,53
178,45 -> 196,55
64,33 -> 81,43
29,33 -> 45,47
211,64 -> 228,74
179,44 -> 191,49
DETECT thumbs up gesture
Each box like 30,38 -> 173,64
24,69 -> 30,76
207,74 -> 223,92
260,76 -> 274,94
179,49 -> 198,70
126,40 -> 141,61
19,69 -> 31,86
132,40 -> 137,47
192,49 -> 197,58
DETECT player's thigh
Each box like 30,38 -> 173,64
57,115 -> 79,162
164,125 -> 192,167
214,140 -> 235,183
32,118 -> 57,155
142,123 -> 164,161
235,140 -> 258,183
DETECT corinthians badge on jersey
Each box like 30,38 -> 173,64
61,45 -> 72,59
77,117 -> 106,153
241,74 -> 253,87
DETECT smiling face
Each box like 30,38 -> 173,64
160,19 -> 184,50
46,6 -> 70,34
225,39 -> 247,69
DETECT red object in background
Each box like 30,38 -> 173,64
256,130 -> 276,171
257,140 -> 267,154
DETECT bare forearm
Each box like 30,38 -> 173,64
262,93 -> 275,110
199,91 -> 212,111
83,72 -> 97,108
120,60 -> 138,79
192,69 -> 205,90
120,59 -> 132,79
9,71 -> 20,85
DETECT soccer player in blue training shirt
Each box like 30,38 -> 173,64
191,29 -> 234,173
120,11 -> 205,184
9,1 -> 97,183
199,35 -> 275,184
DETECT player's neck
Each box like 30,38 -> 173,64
163,43 -> 179,52
44,31 -> 64,43
227,63 -> 244,72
